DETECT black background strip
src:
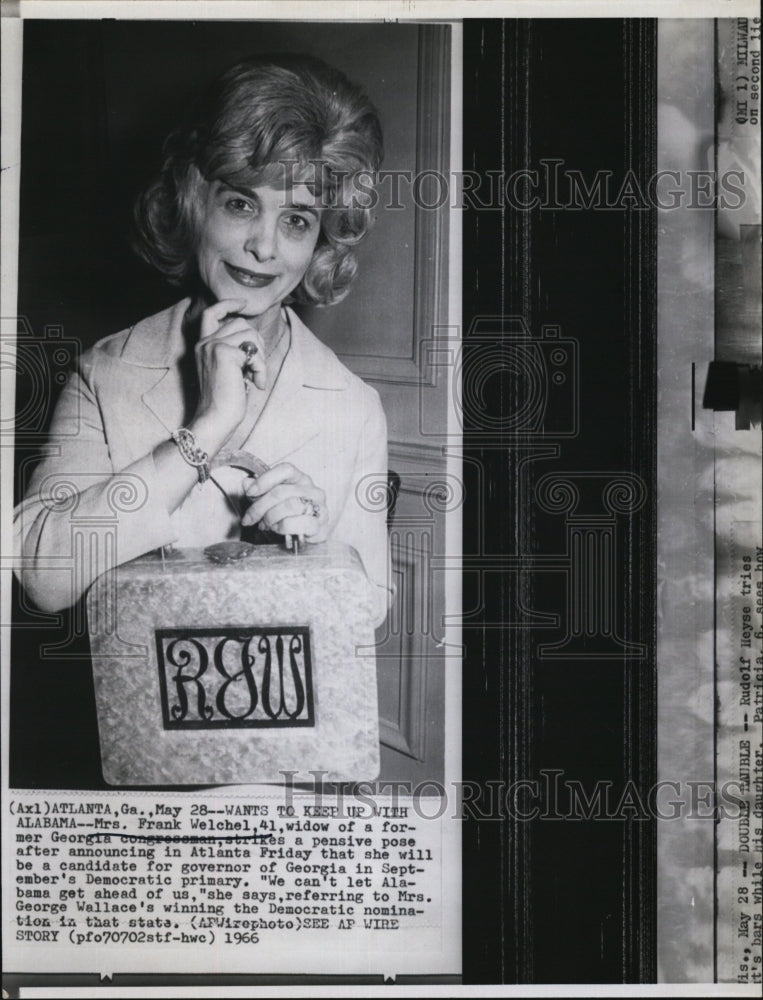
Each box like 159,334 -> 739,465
462,19 -> 658,984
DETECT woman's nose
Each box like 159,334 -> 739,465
244,218 -> 277,262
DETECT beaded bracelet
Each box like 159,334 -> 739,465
171,428 -> 210,487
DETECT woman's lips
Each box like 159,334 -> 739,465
224,262 -> 277,288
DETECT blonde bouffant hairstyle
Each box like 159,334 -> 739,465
133,54 -> 383,306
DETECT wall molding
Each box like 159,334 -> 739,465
338,24 -> 451,386
389,438 -> 447,469
378,538 -> 429,761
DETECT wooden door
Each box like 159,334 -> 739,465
300,25 -> 453,786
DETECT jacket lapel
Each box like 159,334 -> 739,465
141,366 -> 194,435
106,299 -> 349,465
119,298 -> 196,435
243,307 -> 349,466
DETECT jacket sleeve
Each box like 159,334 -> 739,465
13,351 -> 178,613
330,386 -> 394,628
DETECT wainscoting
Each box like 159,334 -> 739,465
377,442 -> 451,784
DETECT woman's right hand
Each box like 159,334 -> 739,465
191,298 -> 267,443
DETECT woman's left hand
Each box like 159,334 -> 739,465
241,463 -> 328,543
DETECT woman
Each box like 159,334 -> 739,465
14,54 -> 391,625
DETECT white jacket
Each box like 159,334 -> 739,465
14,299 -> 392,623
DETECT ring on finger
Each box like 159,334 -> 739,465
240,341 -> 258,384
299,497 -> 321,518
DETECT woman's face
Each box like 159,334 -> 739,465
195,178 -> 322,327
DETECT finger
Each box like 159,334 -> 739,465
212,328 -> 268,390
243,478 -> 262,500
238,342 -> 267,391
199,318 -> 261,350
243,483 -> 323,525
242,485 -> 312,526
199,299 -> 248,339
251,495 -> 316,531
199,328 -> 268,390
272,514 -> 325,540
245,462 -> 312,497
201,340 -> 260,373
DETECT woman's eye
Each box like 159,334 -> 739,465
283,214 -> 312,233
225,198 -> 254,214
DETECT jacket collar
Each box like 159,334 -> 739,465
121,297 -> 348,389
119,298 -> 191,369
122,299 -> 348,448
